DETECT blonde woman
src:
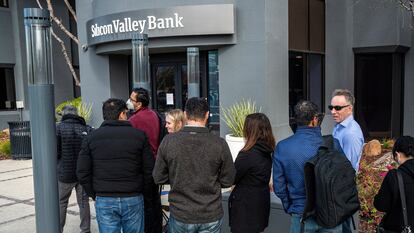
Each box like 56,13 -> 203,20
165,109 -> 185,133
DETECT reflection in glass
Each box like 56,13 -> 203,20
208,51 -> 219,124
155,65 -> 176,113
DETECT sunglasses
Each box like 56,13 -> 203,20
328,105 -> 350,111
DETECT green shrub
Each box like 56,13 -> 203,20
55,97 -> 93,123
0,140 -> 11,158
380,138 -> 394,150
221,99 -> 261,137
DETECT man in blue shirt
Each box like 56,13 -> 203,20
273,101 -> 342,233
330,89 -> 364,171
330,89 -> 364,233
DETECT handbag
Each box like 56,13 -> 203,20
377,170 -> 412,233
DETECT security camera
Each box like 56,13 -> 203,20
82,44 -> 88,52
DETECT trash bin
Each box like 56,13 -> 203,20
8,121 -> 31,159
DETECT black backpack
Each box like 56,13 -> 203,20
302,135 -> 360,229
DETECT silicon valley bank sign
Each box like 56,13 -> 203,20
86,4 -> 235,46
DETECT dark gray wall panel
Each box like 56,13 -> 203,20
0,9 -> 15,64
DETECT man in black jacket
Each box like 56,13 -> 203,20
56,105 -> 92,233
77,98 -> 154,233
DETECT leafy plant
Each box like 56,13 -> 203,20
221,99 -> 261,137
0,140 -> 11,158
55,97 -> 93,122
380,138 -> 394,150
357,151 -> 397,229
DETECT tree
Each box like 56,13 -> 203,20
36,0 -> 80,86
399,0 -> 414,17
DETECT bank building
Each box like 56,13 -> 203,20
1,0 -> 414,140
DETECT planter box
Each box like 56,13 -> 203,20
225,134 -> 245,162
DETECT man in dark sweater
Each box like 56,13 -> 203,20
56,105 -> 92,233
77,98 -> 154,233
153,97 -> 236,233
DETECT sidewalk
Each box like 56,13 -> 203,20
0,159 -> 99,233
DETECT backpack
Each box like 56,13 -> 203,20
302,135 -> 360,229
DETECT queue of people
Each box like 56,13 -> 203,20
55,88 -> 414,233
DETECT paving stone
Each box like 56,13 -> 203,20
0,203 -> 35,225
0,198 -> 14,206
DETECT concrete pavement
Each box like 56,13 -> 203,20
0,159 -> 99,233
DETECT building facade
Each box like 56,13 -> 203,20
1,0 -> 413,140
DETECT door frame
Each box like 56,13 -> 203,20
353,45 -> 408,138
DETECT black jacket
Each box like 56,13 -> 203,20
56,114 -> 92,183
229,141 -> 273,233
76,120 -> 154,199
374,159 -> 414,231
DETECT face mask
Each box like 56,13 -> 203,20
126,99 -> 135,110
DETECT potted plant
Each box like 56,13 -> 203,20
55,97 -> 93,123
221,99 -> 261,161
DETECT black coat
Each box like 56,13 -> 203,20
56,114 -> 92,183
374,159 -> 414,231
76,120 -> 154,200
229,141 -> 273,233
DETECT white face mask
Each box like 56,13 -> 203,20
126,99 -> 135,110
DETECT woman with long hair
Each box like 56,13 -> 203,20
228,113 -> 276,233
165,109 -> 185,133
374,136 -> 414,232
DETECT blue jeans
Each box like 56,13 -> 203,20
290,214 -> 342,233
95,195 -> 144,233
341,217 -> 352,233
168,215 -> 222,233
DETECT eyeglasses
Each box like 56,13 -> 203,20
129,98 -> 138,103
328,105 -> 350,111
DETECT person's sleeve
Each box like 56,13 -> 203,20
76,137 -> 95,200
374,170 -> 395,212
273,145 -> 290,213
218,140 -> 236,188
234,152 -> 250,184
152,138 -> 169,185
141,136 -> 155,197
342,132 -> 364,171
56,125 -> 62,160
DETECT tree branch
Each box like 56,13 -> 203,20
52,30 -> 81,86
64,0 -> 77,23
46,0 -> 79,45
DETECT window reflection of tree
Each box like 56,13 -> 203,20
156,66 -> 176,112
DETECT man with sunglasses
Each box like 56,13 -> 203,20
330,89 -> 364,233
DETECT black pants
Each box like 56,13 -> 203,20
144,182 -> 163,233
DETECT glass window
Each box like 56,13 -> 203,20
0,66 -> 16,110
0,0 -> 9,8
289,52 -> 324,132
208,51 -> 219,128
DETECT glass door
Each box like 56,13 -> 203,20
152,63 -> 187,114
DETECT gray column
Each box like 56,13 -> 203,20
24,8 -> 60,233
132,33 -> 150,92
187,47 -> 200,98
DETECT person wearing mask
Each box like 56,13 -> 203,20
128,88 -> 163,233
374,136 -> 414,232
165,109 -> 185,133
229,113 -> 275,233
